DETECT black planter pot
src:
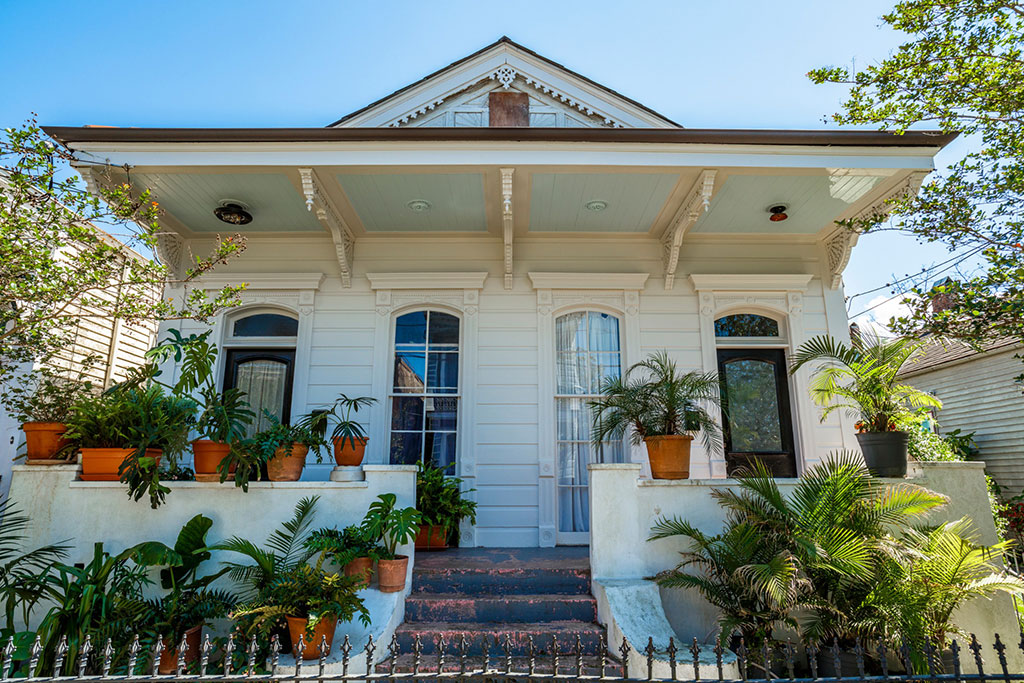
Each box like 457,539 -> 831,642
856,431 -> 909,477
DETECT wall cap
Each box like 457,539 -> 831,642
69,480 -> 370,490
588,463 -> 643,471
363,464 -> 420,472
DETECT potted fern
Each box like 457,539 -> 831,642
790,333 -> 941,477
415,462 -> 477,550
306,525 -> 378,587
590,351 -> 721,479
246,413 -> 324,482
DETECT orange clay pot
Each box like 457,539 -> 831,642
157,625 -> 201,674
343,556 -> 374,587
333,437 -> 367,466
643,435 -> 693,480
285,614 -> 338,659
267,443 -> 308,481
415,525 -> 449,551
80,448 -> 162,481
22,422 -> 70,460
192,440 -> 234,482
377,555 -> 409,593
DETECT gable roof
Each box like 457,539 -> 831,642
328,36 -> 682,129
899,337 -> 1023,377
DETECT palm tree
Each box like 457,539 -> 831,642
789,333 -> 940,433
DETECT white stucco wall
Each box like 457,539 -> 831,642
589,461 -> 1024,671
163,234 -> 854,547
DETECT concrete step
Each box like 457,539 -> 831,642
411,566 -> 590,595
404,593 -> 598,623
394,621 -> 606,655
376,654 -> 622,676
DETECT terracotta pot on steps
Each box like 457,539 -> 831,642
22,422 -> 70,461
643,435 -> 693,479
158,625 -> 202,674
192,440 -> 235,482
80,448 -> 162,481
415,525 -> 449,551
343,556 -> 374,587
377,555 -> 409,593
285,614 -> 338,659
267,443 -> 308,481
333,437 -> 368,466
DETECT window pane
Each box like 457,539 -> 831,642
395,311 -> 427,345
557,352 -> 589,395
389,432 -> 422,465
428,312 -> 460,345
234,360 -> 288,437
391,397 -> 424,430
233,313 -> 298,337
427,352 -> 459,393
424,432 -> 457,474
557,397 -> 591,441
393,351 -> 426,392
556,312 -> 587,354
722,359 -> 784,452
590,353 -> 621,393
558,442 -> 589,485
715,314 -> 779,337
426,396 -> 458,430
588,313 -> 620,352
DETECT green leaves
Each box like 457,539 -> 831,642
416,461 -> 477,530
362,493 -> 421,558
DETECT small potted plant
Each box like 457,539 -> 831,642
1,365 -> 95,461
248,413 -> 323,482
301,394 -> 377,466
232,552 -> 369,658
590,351 -> 722,479
415,462 -> 477,550
65,383 -> 196,507
126,514 -> 235,673
361,493 -> 420,592
306,525 -> 378,587
790,333 -> 941,477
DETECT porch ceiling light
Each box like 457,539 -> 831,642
584,199 -> 608,212
767,204 -> 789,222
407,199 -> 432,213
214,201 -> 253,225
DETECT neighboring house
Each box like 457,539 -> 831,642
0,229 -> 159,499
44,37 -> 956,547
898,337 -> 1024,494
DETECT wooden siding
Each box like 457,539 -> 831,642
904,348 -> 1024,494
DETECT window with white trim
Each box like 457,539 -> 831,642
389,310 -> 460,473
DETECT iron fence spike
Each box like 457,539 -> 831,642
101,637 -> 113,678
1,637 -> 14,681
28,634 -> 41,677
597,633 -> 605,680
224,632 -> 235,677
854,637 -> 865,680
901,643 -> 914,679
951,638 -> 962,680
969,634 -> 985,678
365,633 -> 376,677
318,634 -> 328,678
737,636 -> 748,682
149,635 -> 161,678
413,633 -> 422,675
785,640 -> 796,681
438,635 -> 447,674
925,640 -> 938,681
807,641 -> 819,680
294,635 -> 304,679
340,634 -> 349,677
512,634 -> 519,675
551,633 -> 559,677
252,634 -> 261,677
995,633 -> 1010,680
56,634 -> 70,678
645,637 -> 655,681
125,634 -> 139,677
762,640 -> 771,682
459,634 -> 468,676
830,637 -> 841,680
246,633 -> 258,676
620,637 -> 631,680
877,638 -> 889,677
714,638 -> 724,682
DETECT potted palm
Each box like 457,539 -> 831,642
247,413 -> 324,482
1,366 -> 94,461
361,493 -> 420,592
415,462 -> 477,550
590,351 -> 721,479
302,394 -> 377,466
790,333 -> 941,477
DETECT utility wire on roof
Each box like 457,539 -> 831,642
846,245 -> 986,302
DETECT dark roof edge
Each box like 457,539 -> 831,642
43,126 -> 959,148
326,36 -> 682,128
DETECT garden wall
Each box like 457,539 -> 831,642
6,462 -> 417,653
589,461 -> 1023,671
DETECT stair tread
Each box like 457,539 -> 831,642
397,620 -> 604,632
406,593 -> 596,601
413,548 -> 589,571
376,654 -> 622,675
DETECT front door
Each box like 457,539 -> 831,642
717,348 -> 797,477
223,349 -> 296,437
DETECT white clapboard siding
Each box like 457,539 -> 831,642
904,348 -> 1024,494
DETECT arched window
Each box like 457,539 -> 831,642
555,311 -> 624,539
714,314 -> 779,338
389,310 -> 460,473
223,309 -> 298,436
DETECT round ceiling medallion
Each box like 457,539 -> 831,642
407,199 -> 432,213
584,199 -> 608,212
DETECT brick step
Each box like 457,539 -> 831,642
394,621 -> 606,655
411,567 -> 590,595
376,654 -> 622,676
405,593 -> 597,623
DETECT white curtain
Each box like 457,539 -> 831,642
235,360 -> 287,437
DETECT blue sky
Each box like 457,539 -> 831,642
0,0 -> 977,328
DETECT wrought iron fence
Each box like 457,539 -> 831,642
3,630 -> 1024,682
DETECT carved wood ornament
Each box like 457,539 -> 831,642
662,170 -> 717,289
298,168 -> 356,288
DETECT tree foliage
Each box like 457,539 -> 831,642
809,0 -> 1024,357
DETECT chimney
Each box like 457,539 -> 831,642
489,91 -> 530,127
930,277 -> 956,313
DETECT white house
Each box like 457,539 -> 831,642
44,37 -> 956,548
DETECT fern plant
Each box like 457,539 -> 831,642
416,462 -> 477,536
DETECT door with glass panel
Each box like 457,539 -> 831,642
717,348 -> 796,477
223,349 -> 296,437
555,311 -> 624,544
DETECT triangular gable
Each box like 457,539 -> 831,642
329,37 -> 681,129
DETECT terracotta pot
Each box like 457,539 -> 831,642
80,448 -> 162,481
343,556 -> 374,587
22,422 -> 70,461
333,437 -> 367,466
644,435 -> 693,480
267,443 -> 308,481
285,614 -> 337,659
158,624 -> 202,674
192,440 -> 234,482
377,555 -> 409,593
415,525 -> 449,551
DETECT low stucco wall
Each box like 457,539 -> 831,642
589,461 -> 1023,670
7,462 -> 417,651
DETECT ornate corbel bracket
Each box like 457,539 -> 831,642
662,170 -> 717,290
500,168 -> 515,290
298,168 -> 356,288
154,232 -> 184,272
825,170 -> 929,289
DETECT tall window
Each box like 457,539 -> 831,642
223,311 -> 297,437
389,311 -> 460,473
555,311 -> 624,535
